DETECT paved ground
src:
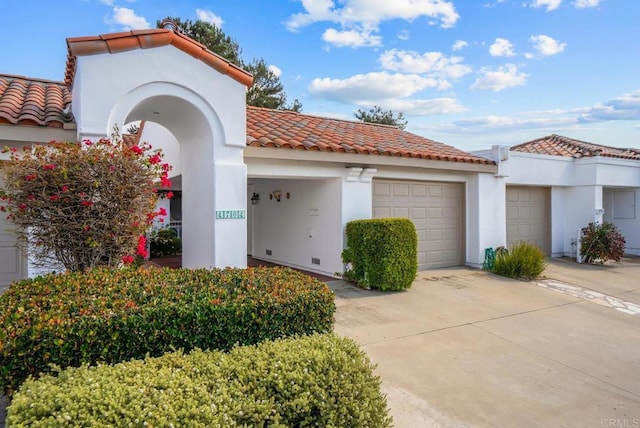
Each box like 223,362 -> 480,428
330,257 -> 640,427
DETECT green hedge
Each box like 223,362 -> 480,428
0,266 -> 335,397
7,334 -> 392,427
342,218 -> 417,291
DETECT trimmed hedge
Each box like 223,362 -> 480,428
0,266 -> 335,397
342,218 -> 417,291
7,334 -> 392,427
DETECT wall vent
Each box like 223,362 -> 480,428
266,249 -> 272,256
311,257 -> 320,265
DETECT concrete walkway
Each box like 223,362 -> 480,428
330,257 -> 640,427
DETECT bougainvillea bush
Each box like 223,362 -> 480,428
580,221 -> 626,264
7,334 -> 391,427
0,128 -> 172,271
0,266 -> 335,397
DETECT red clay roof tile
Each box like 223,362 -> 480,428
0,74 -> 73,128
65,29 -> 253,89
511,134 -> 640,161
246,106 -> 493,164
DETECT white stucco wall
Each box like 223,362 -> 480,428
250,178 -> 343,277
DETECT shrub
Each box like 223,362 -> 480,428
149,227 -> 182,257
0,266 -> 335,397
7,334 -> 392,427
491,241 -> 546,280
0,129 -> 173,271
342,218 -> 417,291
580,221 -> 626,264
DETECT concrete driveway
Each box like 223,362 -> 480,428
330,257 -> 640,427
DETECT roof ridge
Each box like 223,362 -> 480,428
0,73 -> 66,86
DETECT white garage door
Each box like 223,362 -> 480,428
373,180 -> 464,270
0,177 -> 26,289
506,186 -> 550,254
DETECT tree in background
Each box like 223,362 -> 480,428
159,17 -> 302,112
0,128 -> 172,272
354,106 -> 408,130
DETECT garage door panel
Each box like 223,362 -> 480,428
506,186 -> 549,254
374,179 -> 463,270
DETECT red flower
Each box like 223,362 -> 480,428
0,206 -> 5,212
166,191 -> 174,199
25,174 -> 37,181
61,186 -> 69,192
160,176 -> 172,188
149,154 -> 162,164
81,200 -> 93,207
83,225 -> 91,232
50,195 -> 60,201
19,203 -> 27,210
27,194 -> 35,201
122,255 -> 134,264
136,235 -> 148,258
158,207 -> 167,217
42,164 -> 55,170
130,146 -> 144,155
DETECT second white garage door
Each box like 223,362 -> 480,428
506,186 -> 550,254
373,180 -> 464,270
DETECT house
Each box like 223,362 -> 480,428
1,27 -> 638,287
0,27 -> 507,286
475,135 -> 640,258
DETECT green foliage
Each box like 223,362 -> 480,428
158,17 -> 302,111
354,105 -> 408,130
0,130 -> 170,271
0,267 -> 335,397
342,218 -> 417,291
580,221 -> 626,264
7,334 -> 392,427
491,241 -> 546,280
149,227 -> 182,257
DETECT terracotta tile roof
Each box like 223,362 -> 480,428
0,74 -> 73,128
65,29 -> 253,89
246,107 -> 493,164
511,134 -> 640,161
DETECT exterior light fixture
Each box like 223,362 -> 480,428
250,192 -> 260,205
271,190 -> 282,202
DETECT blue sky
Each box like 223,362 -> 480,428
1,0 -> 638,151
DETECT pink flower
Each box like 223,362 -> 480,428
149,154 -> 162,164
81,200 -> 93,207
158,207 -> 167,217
27,194 -> 35,201
61,186 -> 69,192
25,174 -> 37,181
19,203 -> 27,210
42,164 -> 55,170
0,206 -> 5,212
50,195 -> 60,201
166,191 -> 174,199
122,255 -> 134,264
160,176 -> 172,188
130,146 -> 143,155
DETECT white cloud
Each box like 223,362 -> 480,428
379,49 -> 472,81
308,72 -> 440,104
373,98 -> 467,115
286,0 -> 459,47
452,40 -> 468,51
489,38 -> 516,57
98,0 -> 114,5
322,27 -> 382,47
580,90 -> 640,122
397,30 -> 410,40
196,9 -> 224,27
529,0 -> 562,11
471,64 -> 528,91
110,7 -> 150,30
574,0 -> 599,7
268,64 -> 282,78
529,34 -> 566,57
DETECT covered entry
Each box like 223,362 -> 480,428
0,177 -> 26,288
373,179 -> 464,270
506,186 -> 550,254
